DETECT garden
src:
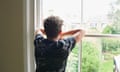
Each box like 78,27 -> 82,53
66,38 -> 120,72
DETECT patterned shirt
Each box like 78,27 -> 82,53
34,34 -> 76,72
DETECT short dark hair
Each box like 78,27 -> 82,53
44,16 -> 63,39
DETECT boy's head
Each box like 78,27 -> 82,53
44,16 -> 63,39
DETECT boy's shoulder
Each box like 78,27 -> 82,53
58,37 -> 76,46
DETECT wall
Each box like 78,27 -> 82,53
0,0 -> 24,72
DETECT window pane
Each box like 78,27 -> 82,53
66,45 -> 79,72
43,0 -> 81,31
83,0 -> 120,34
82,37 -> 120,72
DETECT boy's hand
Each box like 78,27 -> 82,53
40,29 -> 45,35
35,29 -> 45,35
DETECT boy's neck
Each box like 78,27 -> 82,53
47,36 -> 60,41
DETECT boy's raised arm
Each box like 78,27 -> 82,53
73,29 -> 85,42
61,29 -> 85,43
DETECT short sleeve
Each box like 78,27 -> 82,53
34,34 -> 44,47
61,37 -> 76,52
35,34 -> 44,40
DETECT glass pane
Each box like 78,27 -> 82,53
83,0 -> 120,34
43,0 -> 82,31
66,45 -> 79,72
82,37 -> 120,72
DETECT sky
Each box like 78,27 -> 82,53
83,0 -> 116,21
43,0 -> 116,22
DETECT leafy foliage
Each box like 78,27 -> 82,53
102,25 -> 115,34
82,41 -> 101,72
66,45 -> 79,72
102,38 -> 120,52
107,0 -> 120,34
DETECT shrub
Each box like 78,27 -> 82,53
82,41 -> 101,72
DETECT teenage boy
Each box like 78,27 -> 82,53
34,16 -> 85,72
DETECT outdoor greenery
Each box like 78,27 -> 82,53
102,25 -> 115,34
66,0 -> 120,72
82,41 -> 101,72
66,45 -> 79,72
102,38 -> 120,52
66,41 -> 101,72
66,38 -> 120,72
100,60 -> 113,72
107,0 -> 120,34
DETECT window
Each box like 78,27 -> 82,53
34,0 -> 120,72
35,0 -> 82,31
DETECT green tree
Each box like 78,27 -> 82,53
102,25 -> 120,52
102,25 -> 115,34
107,0 -> 120,34
102,38 -> 120,52
102,0 -> 120,52
82,41 -> 101,72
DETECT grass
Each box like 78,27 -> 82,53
100,59 -> 113,72
100,52 -> 114,72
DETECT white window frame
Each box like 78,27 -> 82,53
23,0 -> 35,72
